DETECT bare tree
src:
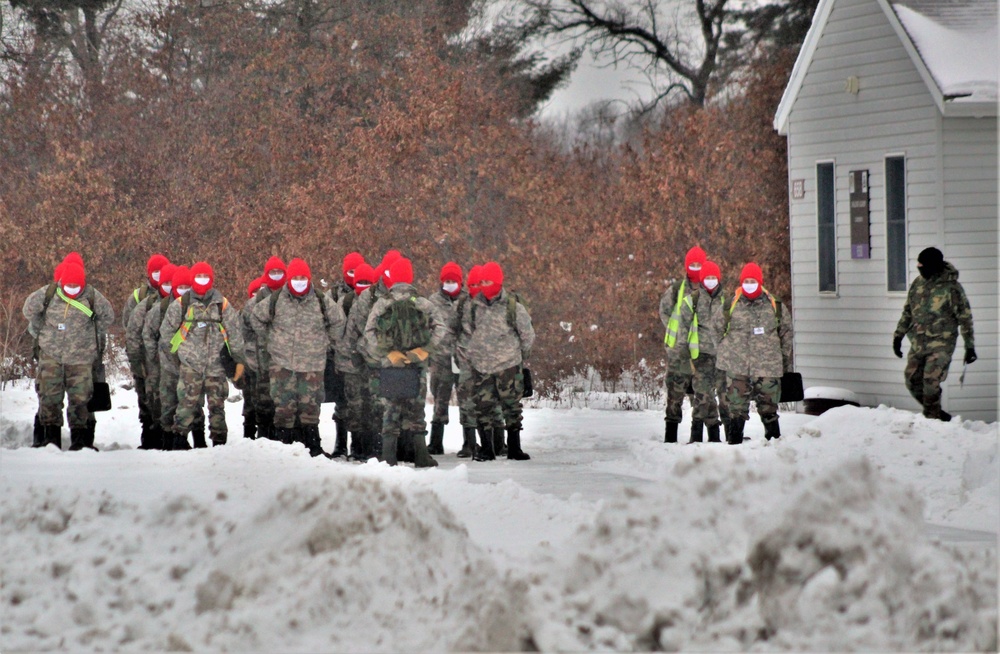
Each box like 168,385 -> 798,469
515,0 -> 729,110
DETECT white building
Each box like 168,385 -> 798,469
774,0 -> 998,421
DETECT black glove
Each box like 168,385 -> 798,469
964,348 -> 977,365
892,335 -> 903,359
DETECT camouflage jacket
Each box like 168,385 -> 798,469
160,289 -> 246,376
349,281 -> 390,368
251,286 -> 345,373
428,289 -> 466,366
23,284 -> 114,366
328,281 -> 353,305
332,289 -> 363,374
894,262 -> 974,355
240,301 -> 260,373
126,292 -> 162,373
142,295 -> 178,374
122,282 -> 157,331
457,289 -> 535,376
364,283 -> 445,368
715,291 -> 793,379
696,284 -> 727,358
659,279 -> 700,367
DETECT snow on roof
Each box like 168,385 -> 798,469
892,0 -> 998,103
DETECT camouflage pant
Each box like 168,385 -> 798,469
725,374 -> 780,424
143,359 -> 161,430
270,367 -> 323,428
133,374 -> 152,425
470,366 -> 524,431
241,369 -> 258,417
344,371 -> 376,434
175,364 -> 229,437
457,366 -> 478,428
366,367 -> 385,435
255,362 -> 275,421
663,365 -> 693,423
691,355 -> 721,426
36,356 -> 92,428
160,364 -> 205,433
429,360 -> 459,424
904,349 -> 953,417
380,392 -> 428,440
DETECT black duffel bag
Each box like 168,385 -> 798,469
88,381 -> 112,412
379,366 -> 422,400
522,367 -> 533,398
780,372 -> 804,403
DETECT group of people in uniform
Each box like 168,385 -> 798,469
22,243 -> 976,456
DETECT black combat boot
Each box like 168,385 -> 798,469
329,419 -> 347,458
68,427 -> 88,451
85,421 -> 98,450
258,412 -> 276,440
664,421 -> 679,443
32,414 -> 45,448
274,427 -> 295,445
494,429 -> 507,457
211,431 -> 228,447
243,412 -> 257,440
174,431 -> 192,450
347,432 -> 366,461
764,419 -> 781,441
303,424 -> 324,457
44,424 -> 62,449
506,428 -> 530,460
688,420 -> 704,443
428,422 -> 445,455
412,431 -> 439,468
162,427 -> 175,451
727,418 -> 745,445
192,424 -> 208,449
138,421 -> 154,449
473,427 -> 495,461
457,427 -> 476,458
398,429 -> 415,463
381,431 -> 399,466
706,423 -> 721,443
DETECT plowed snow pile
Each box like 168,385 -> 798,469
522,458 -> 997,652
1,476 -> 528,652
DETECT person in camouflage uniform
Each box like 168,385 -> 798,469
160,261 -> 245,447
252,258 -> 345,456
426,261 -> 467,455
238,276 -> 265,440
23,261 -> 114,450
325,252 -> 365,458
453,264 -> 485,458
237,256 -> 286,440
658,246 -> 706,443
363,257 -> 445,467
457,261 -> 535,461
893,247 -> 976,422
145,265 -> 206,449
333,261 -> 376,460
127,262 -> 175,449
122,253 -> 169,445
715,262 -> 793,445
691,260 -> 726,443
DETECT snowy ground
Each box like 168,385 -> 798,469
1,377 -> 997,652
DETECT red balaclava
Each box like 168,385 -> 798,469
685,246 -> 707,284
263,256 -> 287,291
701,260 -> 721,294
740,263 -> 764,300
157,263 -> 177,298
147,253 -> 170,288
53,262 -> 65,283
380,250 -> 402,287
353,263 -> 376,295
440,262 -> 463,298
386,258 -> 413,289
467,265 -> 484,297
60,263 -> 86,299
191,261 -> 214,296
286,258 -> 312,297
247,276 -> 264,299
172,266 -> 192,299
342,252 -> 365,288
63,251 -> 85,270
481,261 -> 504,301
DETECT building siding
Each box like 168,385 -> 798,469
782,0 -> 998,421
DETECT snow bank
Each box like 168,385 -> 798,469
522,458 -> 997,652
1,476 -> 529,653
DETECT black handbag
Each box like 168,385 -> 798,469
88,382 -> 112,412
779,372 -> 804,403
220,344 -> 238,379
522,367 -> 533,398
379,366 -> 422,400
